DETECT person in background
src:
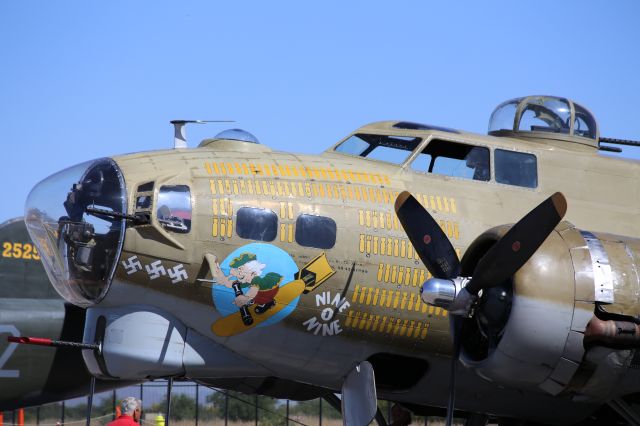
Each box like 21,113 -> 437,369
389,403 -> 412,426
107,397 -> 142,425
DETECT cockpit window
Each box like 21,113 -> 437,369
157,185 -> 191,233
334,134 -> 422,164
411,140 -> 490,181
495,150 -> 538,188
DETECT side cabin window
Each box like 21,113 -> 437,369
411,140 -> 490,181
135,182 -> 154,210
334,134 -> 422,164
295,214 -> 337,249
157,185 -> 192,233
236,207 -> 278,242
495,149 -> 538,188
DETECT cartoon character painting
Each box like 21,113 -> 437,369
207,243 -> 336,337
212,252 -> 284,325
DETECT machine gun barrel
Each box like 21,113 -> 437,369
86,206 -> 150,225
599,137 -> 640,147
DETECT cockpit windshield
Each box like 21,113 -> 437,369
334,134 -> 421,164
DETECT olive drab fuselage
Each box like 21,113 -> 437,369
22,97 -> 640,424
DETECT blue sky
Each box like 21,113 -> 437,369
2,1 -> 639,221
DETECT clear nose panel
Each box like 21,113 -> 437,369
25,158 -> 126,307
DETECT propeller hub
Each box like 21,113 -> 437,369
421,278 -> 456,309
421,277 -> 471,312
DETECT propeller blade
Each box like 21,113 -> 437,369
395,191 -> 460,279
466,192 -> 567,295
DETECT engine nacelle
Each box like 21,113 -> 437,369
460,221 -> 640,399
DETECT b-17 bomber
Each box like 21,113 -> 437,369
6,96 -> 640,425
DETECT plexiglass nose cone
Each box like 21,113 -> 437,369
24,158 -> 127,307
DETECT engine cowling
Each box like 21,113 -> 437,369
459,221 -> 640,398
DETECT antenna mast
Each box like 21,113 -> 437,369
170,120 -> 234,148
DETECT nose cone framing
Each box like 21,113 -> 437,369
25,158 -> 127,307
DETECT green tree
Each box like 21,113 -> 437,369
290,399 -> 319,417
93,396 -> 119,418
322,399 -> 342,420
289,398 -> 340,420
150,394 -> 197,421
58,396 -> 120,422
206,390 -> 284,425
33,402 -> 63,422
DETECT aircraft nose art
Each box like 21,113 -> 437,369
24,158 -> 127,307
